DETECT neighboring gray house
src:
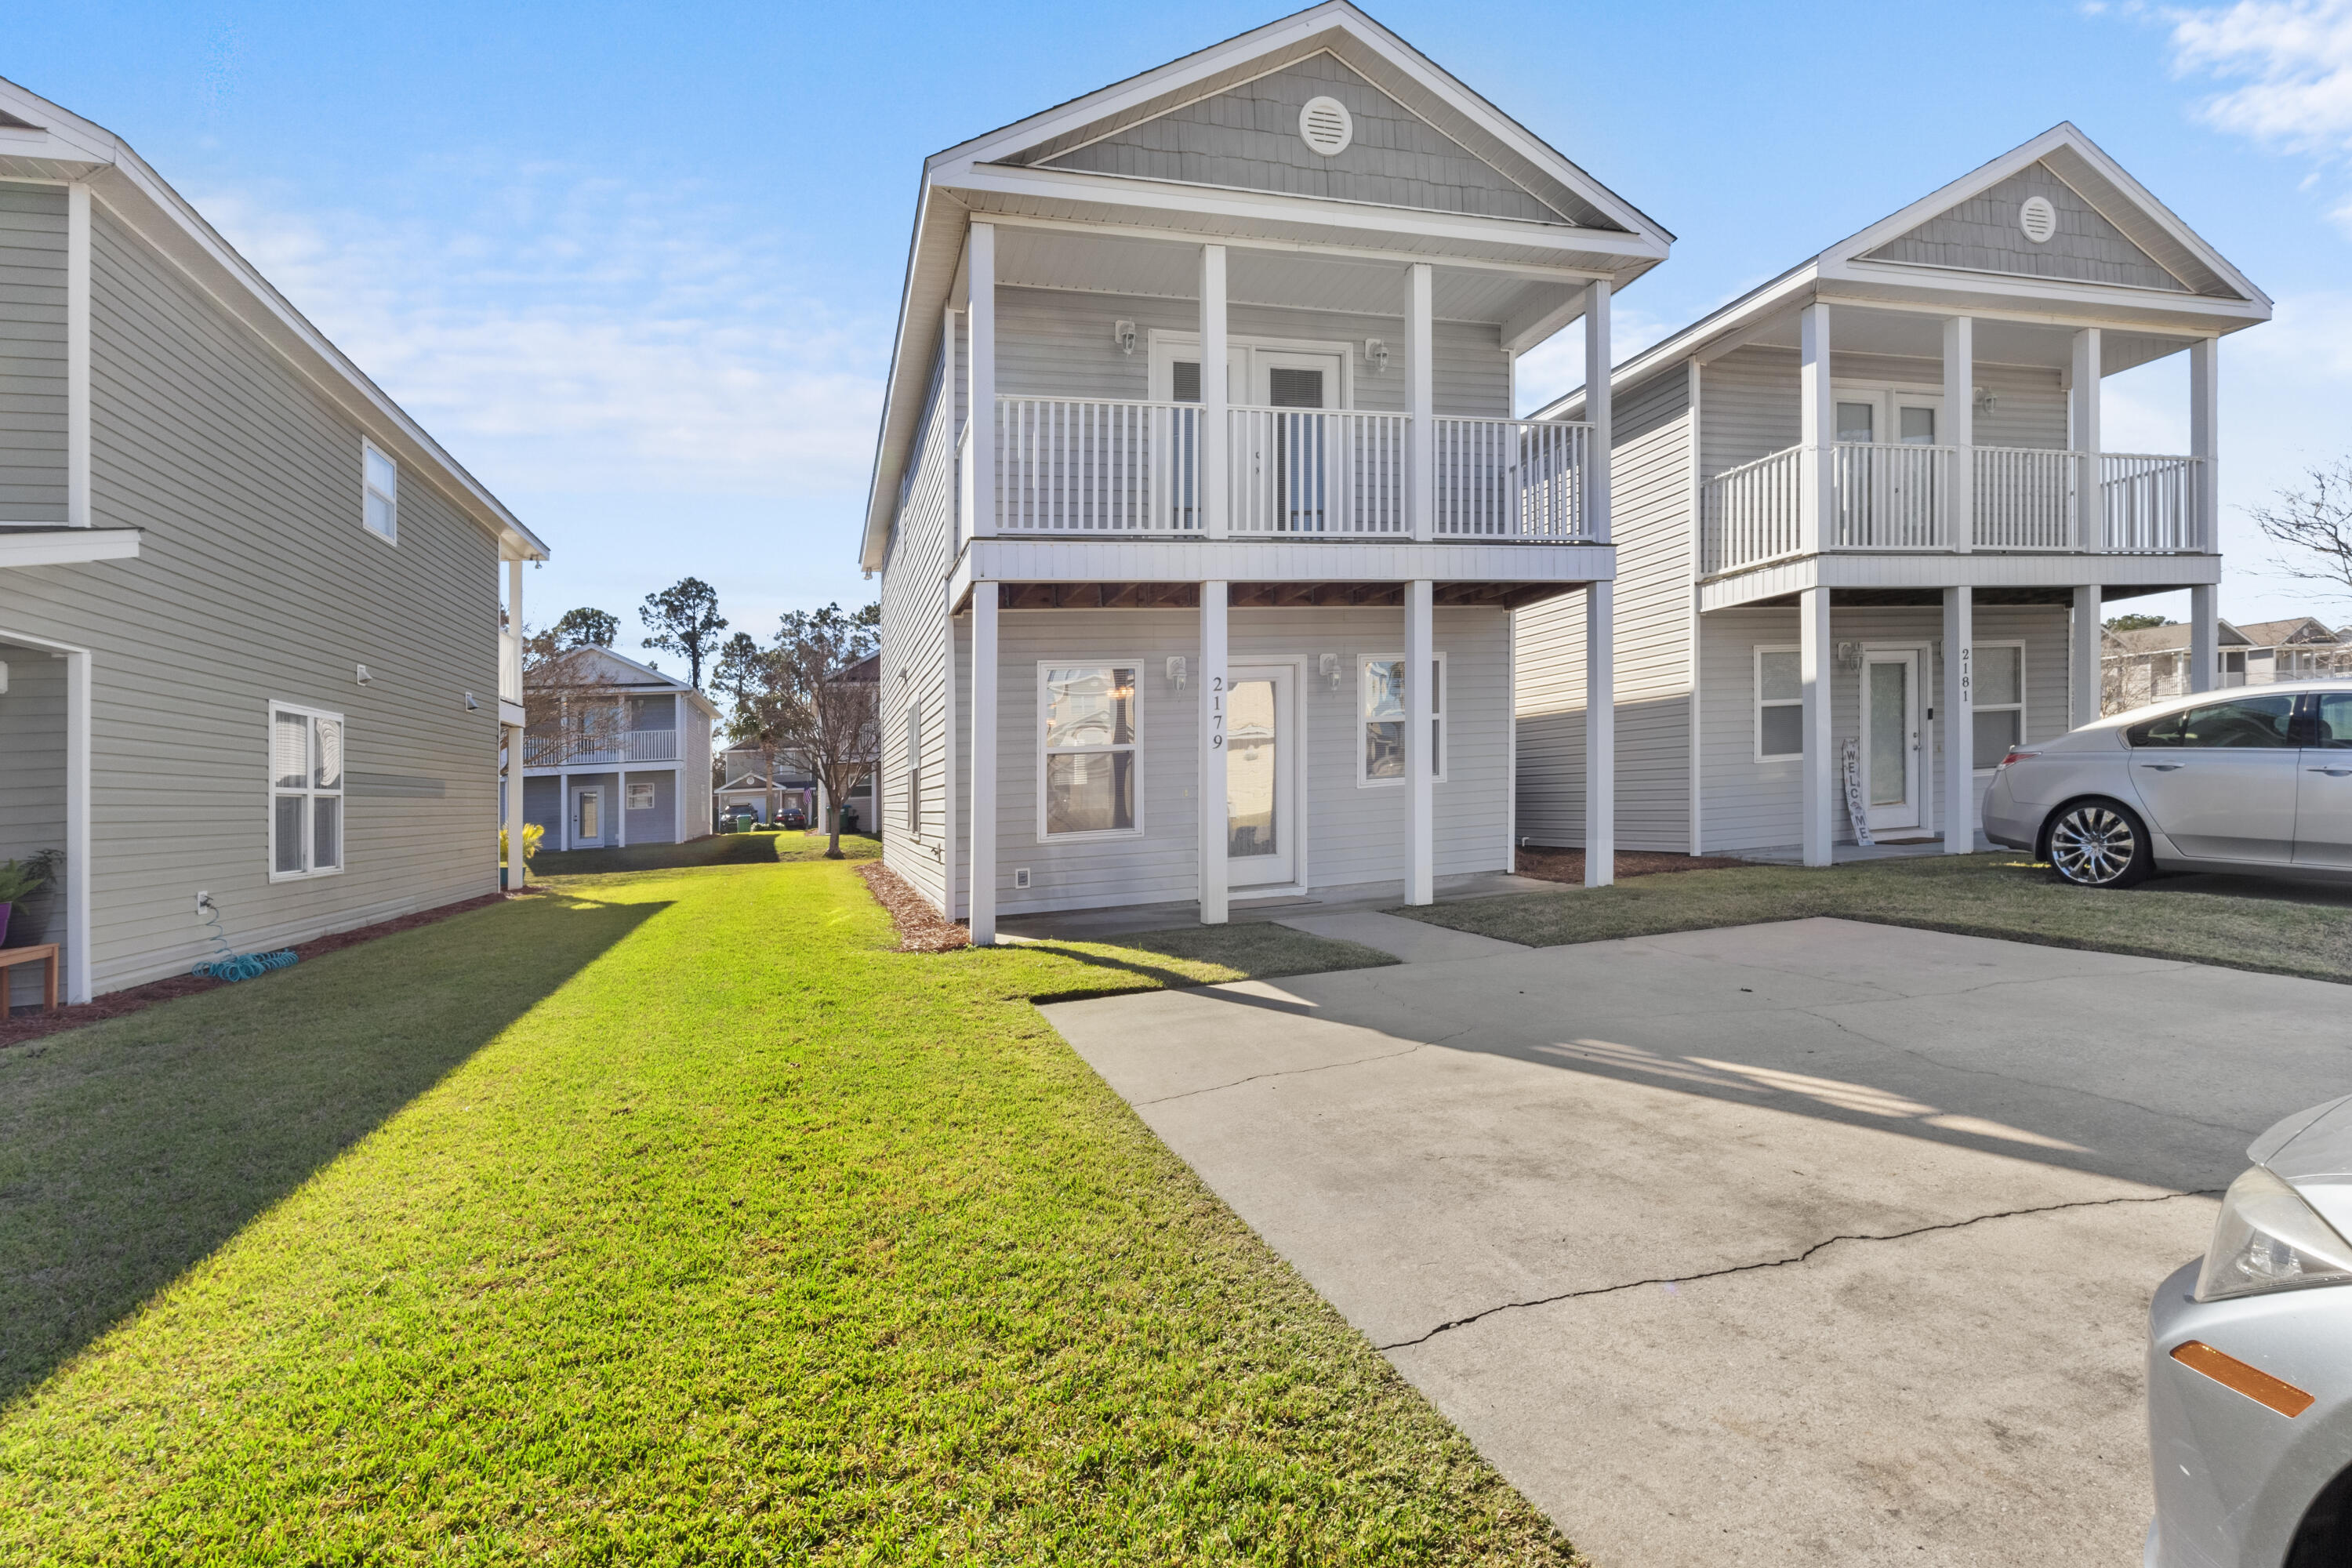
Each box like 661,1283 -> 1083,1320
514,647 -> 716,849
2105,615 -> 2348,708
862,2 -> 1671,940
1521,125 -> 2270,862
0,78 -> 547,1007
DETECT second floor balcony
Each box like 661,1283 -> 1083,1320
1700,442 -> 2205,575
523,728 -> 680,768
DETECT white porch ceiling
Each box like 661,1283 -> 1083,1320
1731,303 -> 2198,376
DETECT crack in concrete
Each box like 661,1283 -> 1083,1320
1373,1189 -> 2216,1352
1131,1025 -> 1475,1107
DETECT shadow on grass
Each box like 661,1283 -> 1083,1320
1014,940 -> 1249,1004
0,891 -> 659,1408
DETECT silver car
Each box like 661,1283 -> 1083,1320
2148,1096 -> 2352,1567
1980,682 -> 2352,887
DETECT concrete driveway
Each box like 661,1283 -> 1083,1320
1039,915 -> 2352,1567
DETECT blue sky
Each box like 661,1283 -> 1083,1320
11,0 -> 2352,653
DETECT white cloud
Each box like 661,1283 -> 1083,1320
2165,0 -> 2352,158
193,169 -> 887,501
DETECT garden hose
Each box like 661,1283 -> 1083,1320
191,897 -> 298,982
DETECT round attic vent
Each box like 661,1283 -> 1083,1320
1299,96 -> 1353,157
2020,194 -> 2058,245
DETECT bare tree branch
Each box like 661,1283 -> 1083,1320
2249,461 -> 2352,608
744,604 -> 880,858
521,630 -> 630,767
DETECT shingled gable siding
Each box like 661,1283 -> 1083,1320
0,201 -> 501,993
0,181 -> 69,522
1864,162 -> 2188,293
1044,53 -> 1575,225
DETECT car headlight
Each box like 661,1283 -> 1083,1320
2196,1164 -> 2352,1302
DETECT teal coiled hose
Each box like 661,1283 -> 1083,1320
191,898 -> 298,982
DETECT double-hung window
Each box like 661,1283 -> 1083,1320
270,703 -> 344,878
1970,642 -> 2026,769
1755,647 -> 1803,760
1041,666 -> 1138,836
1359,654 -> 1445,784
362,441 -> 397,543
905,700 -> 924,835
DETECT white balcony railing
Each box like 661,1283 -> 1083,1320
523,729 -> 680,768
1701,442 -> 2208,576
1229,405 -> 1409,535
995,396 -> 1203,534
499,628 -> 523,705
1433,418 -> 1593,539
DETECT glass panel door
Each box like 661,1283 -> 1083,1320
1860,652 -> 1922,832
576,787 -> 603,845
1226,666 -> 1294,887
1255,353 -> 1338,533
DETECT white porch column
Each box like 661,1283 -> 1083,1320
1405,579 -> 1436,903
1800,586 -> 1833,866
1944,586 -> 1976,855
942,578 -> 960,920
67,180 -> 91,528
1798,303 -> 1833,556
1408,263 -> 1436,542
1943,316 -> 1973,550
1200,581 -> 1230,923
1584,278 -> 1613,543
2071,328 -> 2102,552
2190,583 -> 2220,695
558,770 -> 571,851
969,586 -> 999,942
2071,585 -> 2103,729
967,223 -> 997,540
615,771 -> 628,848
504,724 -> 526,888
2190,336 -> 2220,553
1584,580 -> 1615,887
1200,245 -> 1229,541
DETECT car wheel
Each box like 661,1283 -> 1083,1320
2044,799 -> 2154,889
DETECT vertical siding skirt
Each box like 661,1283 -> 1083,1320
1584,580 -> 1615,887
970,589 -> 999,943
1799,588 -> 1833,866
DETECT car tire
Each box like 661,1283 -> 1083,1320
2042,798 -> 2154,889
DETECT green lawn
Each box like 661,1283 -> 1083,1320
0,855 -> 1565,1563
522,828 -> 880,878
1403,851 -> 2352,984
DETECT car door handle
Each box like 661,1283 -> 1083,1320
2312,766 -> 2352,777
2140,762 -> 2185,771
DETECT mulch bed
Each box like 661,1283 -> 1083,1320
1514,847 -> 1754,885
0,891 -> 515,1051
858,862 -> 969,953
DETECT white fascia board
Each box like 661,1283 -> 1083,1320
0,527 -> 141,568
0,77 -> 549,564
948,538 -> 1616,607
1697,550 -> 2222,612
946,165 -> 1664,263
1822,258 -> 2270,328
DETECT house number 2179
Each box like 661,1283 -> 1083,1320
1207,675 -> 1225,750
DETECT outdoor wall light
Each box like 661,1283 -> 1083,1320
1363,339 -> 1390,375
1975,387 -> 1998,417
464,691 -> 479,710
1319,652 -> 1343,691
356,664 -> 374,685
1113,319 -> 1139,356
1166,655 -> 1187,691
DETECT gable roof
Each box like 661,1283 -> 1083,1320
862,2 -> 1671,569
1543,123 -> 2270,422
530,645 -> 721,717
2103,620 -> 2252,655
0,74 -> 547,564
2232,616 -> 2344,649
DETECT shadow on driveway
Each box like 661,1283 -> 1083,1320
0,891 -> 658,1407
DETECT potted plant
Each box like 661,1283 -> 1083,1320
0,850 -> 61,947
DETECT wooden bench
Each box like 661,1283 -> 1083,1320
0,943 -> 60,1015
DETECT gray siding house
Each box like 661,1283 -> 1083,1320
862,2 -> 1671,940
0,78 -> 546,1006
1519,125 -> 2270,862
514,647 -> 716,849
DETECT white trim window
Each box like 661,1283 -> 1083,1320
1755,645 -> 1803,761
626,780 -> 656,812
1360,652 -> 1446,785
1040,665 -> 1139,837
1971,641 -> 2027,769
361,440 -> 397,543
270,702 -> 344,879
905,699 -> 924,836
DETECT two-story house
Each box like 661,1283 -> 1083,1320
2,77 -> 547,1008
513,647 -> 715,849
1522,125 -> 2270,862
864,2 -> 1670,940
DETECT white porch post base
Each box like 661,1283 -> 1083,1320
1200,580 -> 1230,924
1405,578 -> 1436,905
1800,587 -> 1833,866
970,588 -> 1000,944
504,724 -> 525,887
1944,586 -> 1975,855
2071,585 -> 2103,729
1584,580 -> 1615,887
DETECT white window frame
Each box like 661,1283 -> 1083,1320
626,780 -> 656,812
267,699 -> 346,881
904,699 -> 924,838
1970,639 -> 2027,771
1358,652 -> 1446,787
361,439 -> 397,545
1036,661 -> 1144,840
1755,644 -> 1803,762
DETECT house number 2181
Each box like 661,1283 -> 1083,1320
1207,675 -> 1225,750
1958,644 -> 1972,705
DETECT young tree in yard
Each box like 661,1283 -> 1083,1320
551,606 -> 619,648
2250,462 -> 2352,611
640,578 -> 728,688
711,631 -> 769,731
746,603 -> 880,858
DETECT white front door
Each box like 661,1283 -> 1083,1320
1226,665 -> 1295,887
1860,652 -> 1923,833
574,785 -> 605,848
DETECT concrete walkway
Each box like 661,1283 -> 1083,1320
1040,917 -> 2352,1567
